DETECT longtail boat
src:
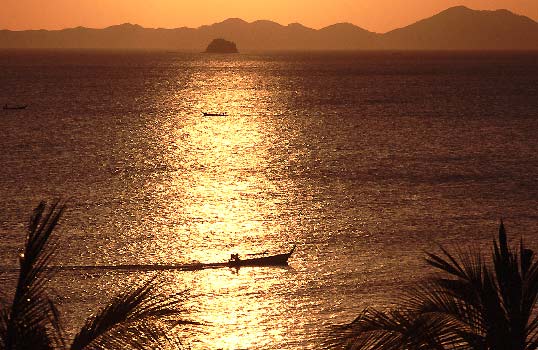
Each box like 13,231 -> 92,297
227,245 -> 296,267
3,104 -> 27,110
202,112 -> 227,116
56,245 -> 296,272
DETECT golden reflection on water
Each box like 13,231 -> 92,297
151,57 -> 290,348
190,270 -> 288,349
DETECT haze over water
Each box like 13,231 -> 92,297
0,50 -> 537,349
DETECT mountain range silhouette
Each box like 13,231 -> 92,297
1,6 -> 537,50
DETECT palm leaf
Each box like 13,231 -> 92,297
2,201 -> 201,350
330,222 -> 538,350
70,276 -> 197,350
1,201 -> 65,350
333,308 -> 466,350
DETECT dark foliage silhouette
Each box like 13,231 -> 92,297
0,201 -> 196,350
330,222 -> 538,349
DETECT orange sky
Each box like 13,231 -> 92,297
1,0 -> 537,33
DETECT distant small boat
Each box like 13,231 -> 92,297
203,112 -> 228,117
227,245 -> 296,267
3,104 -> 27,110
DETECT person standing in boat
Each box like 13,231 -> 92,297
230,253 -> 240,262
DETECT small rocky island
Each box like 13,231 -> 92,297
205,38 -> 238,53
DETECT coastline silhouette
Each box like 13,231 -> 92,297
1,6 -> 537,50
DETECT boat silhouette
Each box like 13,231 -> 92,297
202,112 -> 228,117
54,246 -> 296,272
228,245 -> 296,267
3,104 -> 27,110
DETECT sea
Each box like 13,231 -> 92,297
0,50 -> 537,349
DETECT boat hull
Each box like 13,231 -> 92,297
227,246 -> 296,267
3,105 -> 27,110
202,112 -> 227,116
227,253 -> 290,267
56,246 -> 296,271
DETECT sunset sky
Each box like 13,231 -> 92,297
2,0 -> 538,33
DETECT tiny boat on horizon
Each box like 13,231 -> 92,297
202,111 -> 228,117
3,104 -> 27,110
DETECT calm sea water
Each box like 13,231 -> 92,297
0,50 -> 537,349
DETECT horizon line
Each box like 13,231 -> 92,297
1,5 -> 536,35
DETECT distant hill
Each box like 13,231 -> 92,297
1,6 -> 537,50
382,6 -> 538,50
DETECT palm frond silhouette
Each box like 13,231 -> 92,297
0,201 -> 196,350
330,222 -> 538,350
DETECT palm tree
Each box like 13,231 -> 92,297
330,222 -> 538,349
0,201 -> 196,350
